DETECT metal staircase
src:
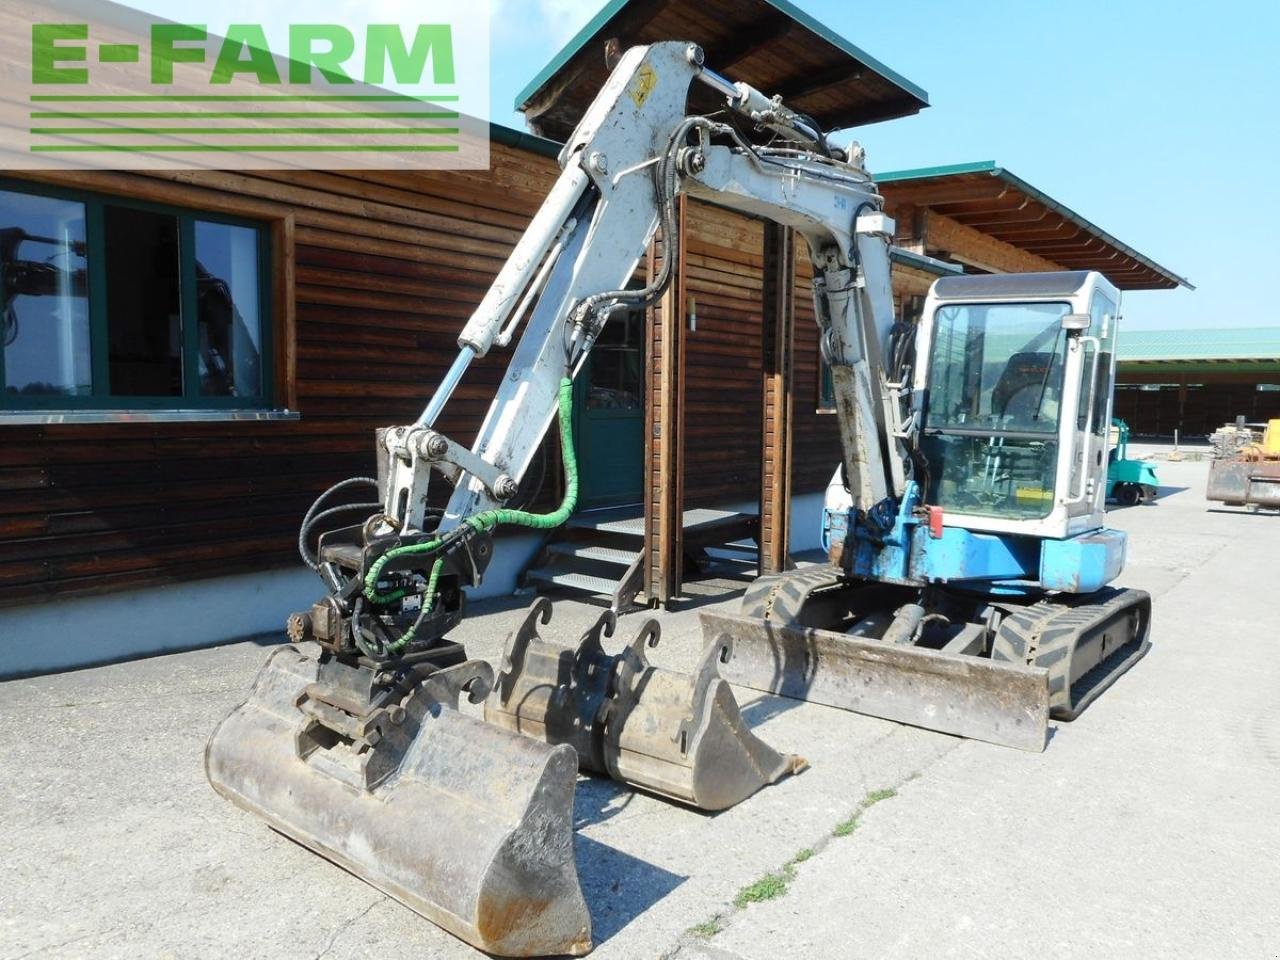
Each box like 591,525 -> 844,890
523,507 -> 759,610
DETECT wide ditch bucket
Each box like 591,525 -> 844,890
485,598 -> 806,811
701,611 -> 1051,753
206,645 -> 592,957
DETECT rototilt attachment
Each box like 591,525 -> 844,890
206,645 -> 592,958
485,598 -> 806,811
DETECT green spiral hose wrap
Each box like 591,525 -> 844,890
461,376 -> 580,536
360,377 -> 578,653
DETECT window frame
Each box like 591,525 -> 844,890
924,299 -> 1072,437
0,177 -> 275,412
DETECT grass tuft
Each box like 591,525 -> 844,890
689,914 -> 726,939
789,847 -> 814,866
729,844 -> 819,913
733,870 -> 791,908
833,786 -> 900,838
832,815 -> 860,837
714,788 -> 904,932
865,788 -> 898,805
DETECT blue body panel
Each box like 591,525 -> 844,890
822,482 -> 1126,595
910,526 -> 1041,584
1039,529 -> 1126,593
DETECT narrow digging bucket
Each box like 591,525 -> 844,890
701,611 -> 1051,753
206,646 -> 592,958
485,599 -> 805,811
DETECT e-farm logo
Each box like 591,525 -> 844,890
2,0 -> 490,171
32,23 -> 456,88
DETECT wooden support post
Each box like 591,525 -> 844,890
759,222 -> 796,575
643,196 -> 687,608
1177,376 -> 1189,439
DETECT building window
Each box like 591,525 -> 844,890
0,181 -> 271,411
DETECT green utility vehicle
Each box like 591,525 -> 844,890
1107,419 -> 1159,505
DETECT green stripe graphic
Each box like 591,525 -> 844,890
30,95 -> 461,103
30,111 -> 460,119
30,144 -> 462,153
31,127 -> 461,135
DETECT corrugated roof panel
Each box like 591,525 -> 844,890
1118,328 -> 1280,362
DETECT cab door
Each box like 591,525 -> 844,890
1067,289 -> 1118,523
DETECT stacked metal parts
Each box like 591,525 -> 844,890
1207,418 -> 1280,509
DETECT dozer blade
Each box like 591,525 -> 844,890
701,611 -> 1051,753
206,646 -> 592,958
485,598 -> 806,811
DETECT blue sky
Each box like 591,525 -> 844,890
491,0 -> 1279,331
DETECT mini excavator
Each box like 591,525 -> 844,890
208,41 -> 1151,957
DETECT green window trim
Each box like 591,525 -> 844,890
0,177 -> 276,412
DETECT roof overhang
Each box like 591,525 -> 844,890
877,161 -> 1193,292
517,0 -> 929,143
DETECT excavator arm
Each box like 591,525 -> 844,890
357,41 -> 912,655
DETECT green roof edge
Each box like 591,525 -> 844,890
514,0 -> 929,114
875,160 -> 999,182
875,161 -> 1194,291
491,122 -> 562,158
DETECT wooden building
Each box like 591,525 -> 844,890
0,0 -> 1187,675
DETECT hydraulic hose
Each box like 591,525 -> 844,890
297,477 -> 380,571
460,376 -> 580,535
359,376 -> 579,654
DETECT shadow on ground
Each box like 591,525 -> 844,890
574,833 -> 686,945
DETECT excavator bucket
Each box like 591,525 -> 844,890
206,646 -> 592,958
485,598 -> 806,811
701,610 -> 1052,754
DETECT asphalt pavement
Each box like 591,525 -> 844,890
2,456 -> 1276,960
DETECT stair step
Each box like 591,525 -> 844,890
526,569 -> 622,597
706,545 -> 758,559
565,513 -> 646,536
547,543 -> 641,566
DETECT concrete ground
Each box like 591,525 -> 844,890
3,457 -> 1278,960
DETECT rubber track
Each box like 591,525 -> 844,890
993,587 -> 1152,719
740,565 -> 846,624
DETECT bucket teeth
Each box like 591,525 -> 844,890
485,598 -> 805,811
207,646 -> 592,958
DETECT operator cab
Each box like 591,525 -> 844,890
915,271 -> 1120,541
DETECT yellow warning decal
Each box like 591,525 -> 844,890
1016,487 -> 1054,504
630,63 -> 658,109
